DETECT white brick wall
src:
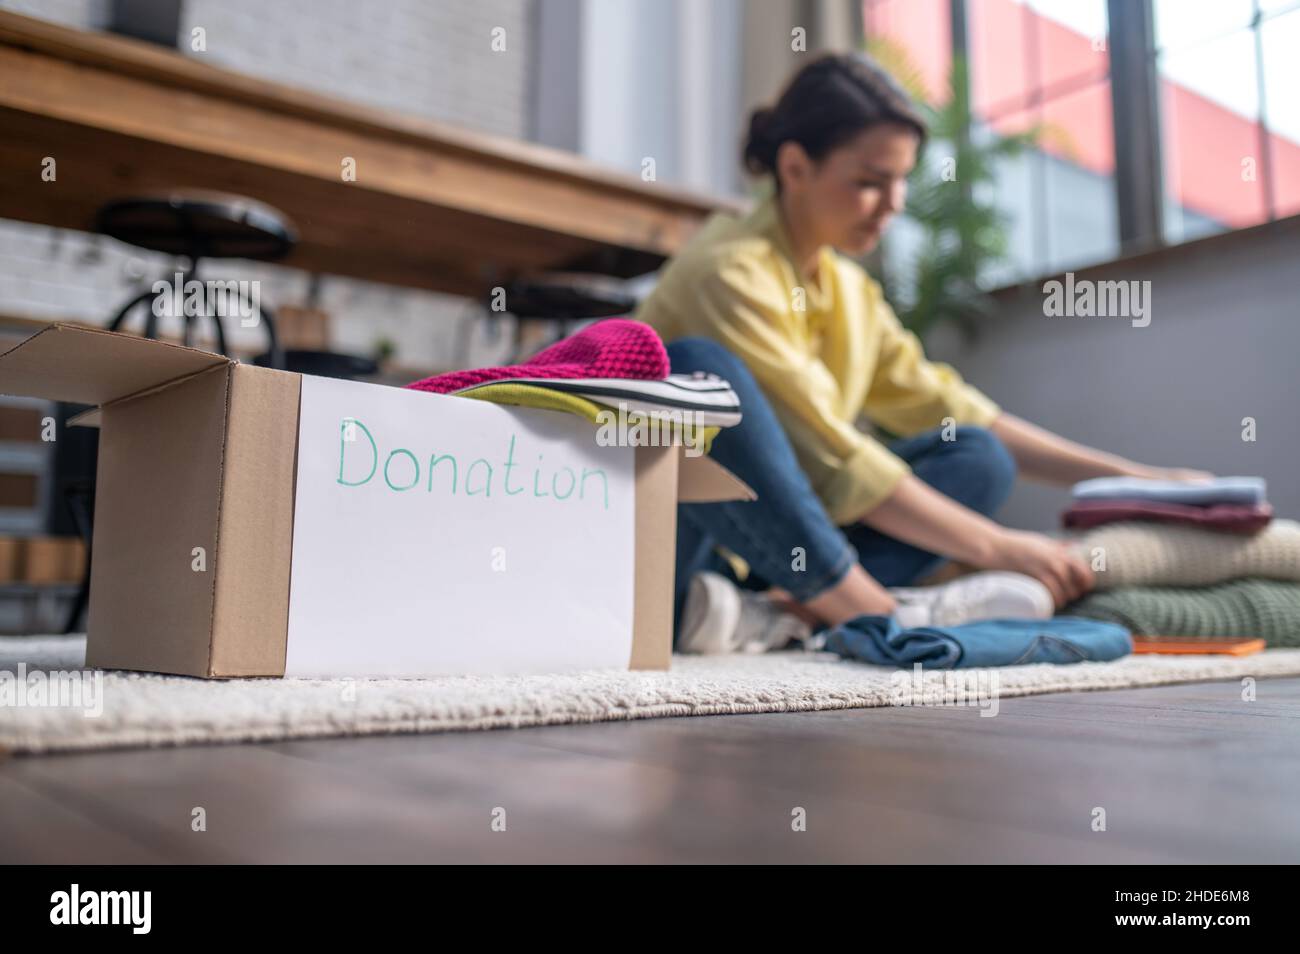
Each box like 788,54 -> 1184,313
0,0 -> 534,372
0,0 -> 108,30
180,0 -> 532,139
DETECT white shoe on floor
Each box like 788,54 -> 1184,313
890,571 -> 1054,628
678,571 -> 811,654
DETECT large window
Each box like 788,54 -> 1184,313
1155,0 -> 1300,242
970,0 -> 1116,283
864,0 -> 1300,286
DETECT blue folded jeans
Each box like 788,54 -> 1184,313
821,615 -> 1133,669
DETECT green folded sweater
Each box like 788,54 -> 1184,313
1065,578 -> 1300,645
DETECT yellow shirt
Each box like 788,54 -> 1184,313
636,193 -> 1001,525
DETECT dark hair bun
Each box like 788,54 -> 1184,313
739,52 -> 928,188
743,106 -> 779,176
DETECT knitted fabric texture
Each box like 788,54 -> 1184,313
1066,578 -> 1300,645
1070,519 -> 1300,589
405,318 -> 669,394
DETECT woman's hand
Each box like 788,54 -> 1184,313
979,529 -> 1095,608
1124,464 -> 1215,482
990,415 -> 1215,487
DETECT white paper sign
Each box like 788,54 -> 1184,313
284,376 -> 636,677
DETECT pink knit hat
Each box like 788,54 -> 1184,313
405,318 -> 670,395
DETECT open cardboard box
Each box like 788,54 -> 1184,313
0,323 -> 754,678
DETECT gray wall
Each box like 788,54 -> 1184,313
926,218 -> 1300,531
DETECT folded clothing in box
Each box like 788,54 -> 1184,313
405,317 -> 670,393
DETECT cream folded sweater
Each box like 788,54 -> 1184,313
1068,519 -> 1300,589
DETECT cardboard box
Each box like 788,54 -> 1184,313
0,323 -> 753,678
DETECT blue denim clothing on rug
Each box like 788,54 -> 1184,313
666,337 -> 1017,640
821,615 -> 1133,669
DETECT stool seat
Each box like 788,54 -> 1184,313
95,190 -> 297,261
65,191 -> 299,630
500,273 -> 636,321
251,349 -> 378,380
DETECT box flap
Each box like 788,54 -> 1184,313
84,362 -> 232,678
0,322 -> 230,407
677,452 -> 755,503
67,407 -> 102,428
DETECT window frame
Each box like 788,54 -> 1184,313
861,0 -> 1296,275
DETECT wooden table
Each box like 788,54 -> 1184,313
0,12 -> 737,297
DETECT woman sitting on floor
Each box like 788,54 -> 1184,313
635,52 -> 1209,652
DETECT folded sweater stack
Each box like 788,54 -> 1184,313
1068,579 -> 1300,646
1063,476 -> 1272,534
1068,518 -> 1300,589
1064,478 -> 1300,645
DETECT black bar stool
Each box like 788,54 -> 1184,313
250,349 -> 378,380
95,190 -> 297,368
59,192 -> 297,633
480,272 -> 638,362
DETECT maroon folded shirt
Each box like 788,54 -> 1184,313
1061,499 -> 1273,534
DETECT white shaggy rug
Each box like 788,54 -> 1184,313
4,634 -> 1300,755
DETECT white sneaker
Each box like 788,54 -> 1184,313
678,571 -> 811,654
678,572 -> 742,654
890,571 -> 1054,628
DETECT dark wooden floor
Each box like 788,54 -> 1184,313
3,676 -> 1299,863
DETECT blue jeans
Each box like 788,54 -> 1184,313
843,426 -> 1017,587
821,615 -> 1132,669
668,338 -> 1016,636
